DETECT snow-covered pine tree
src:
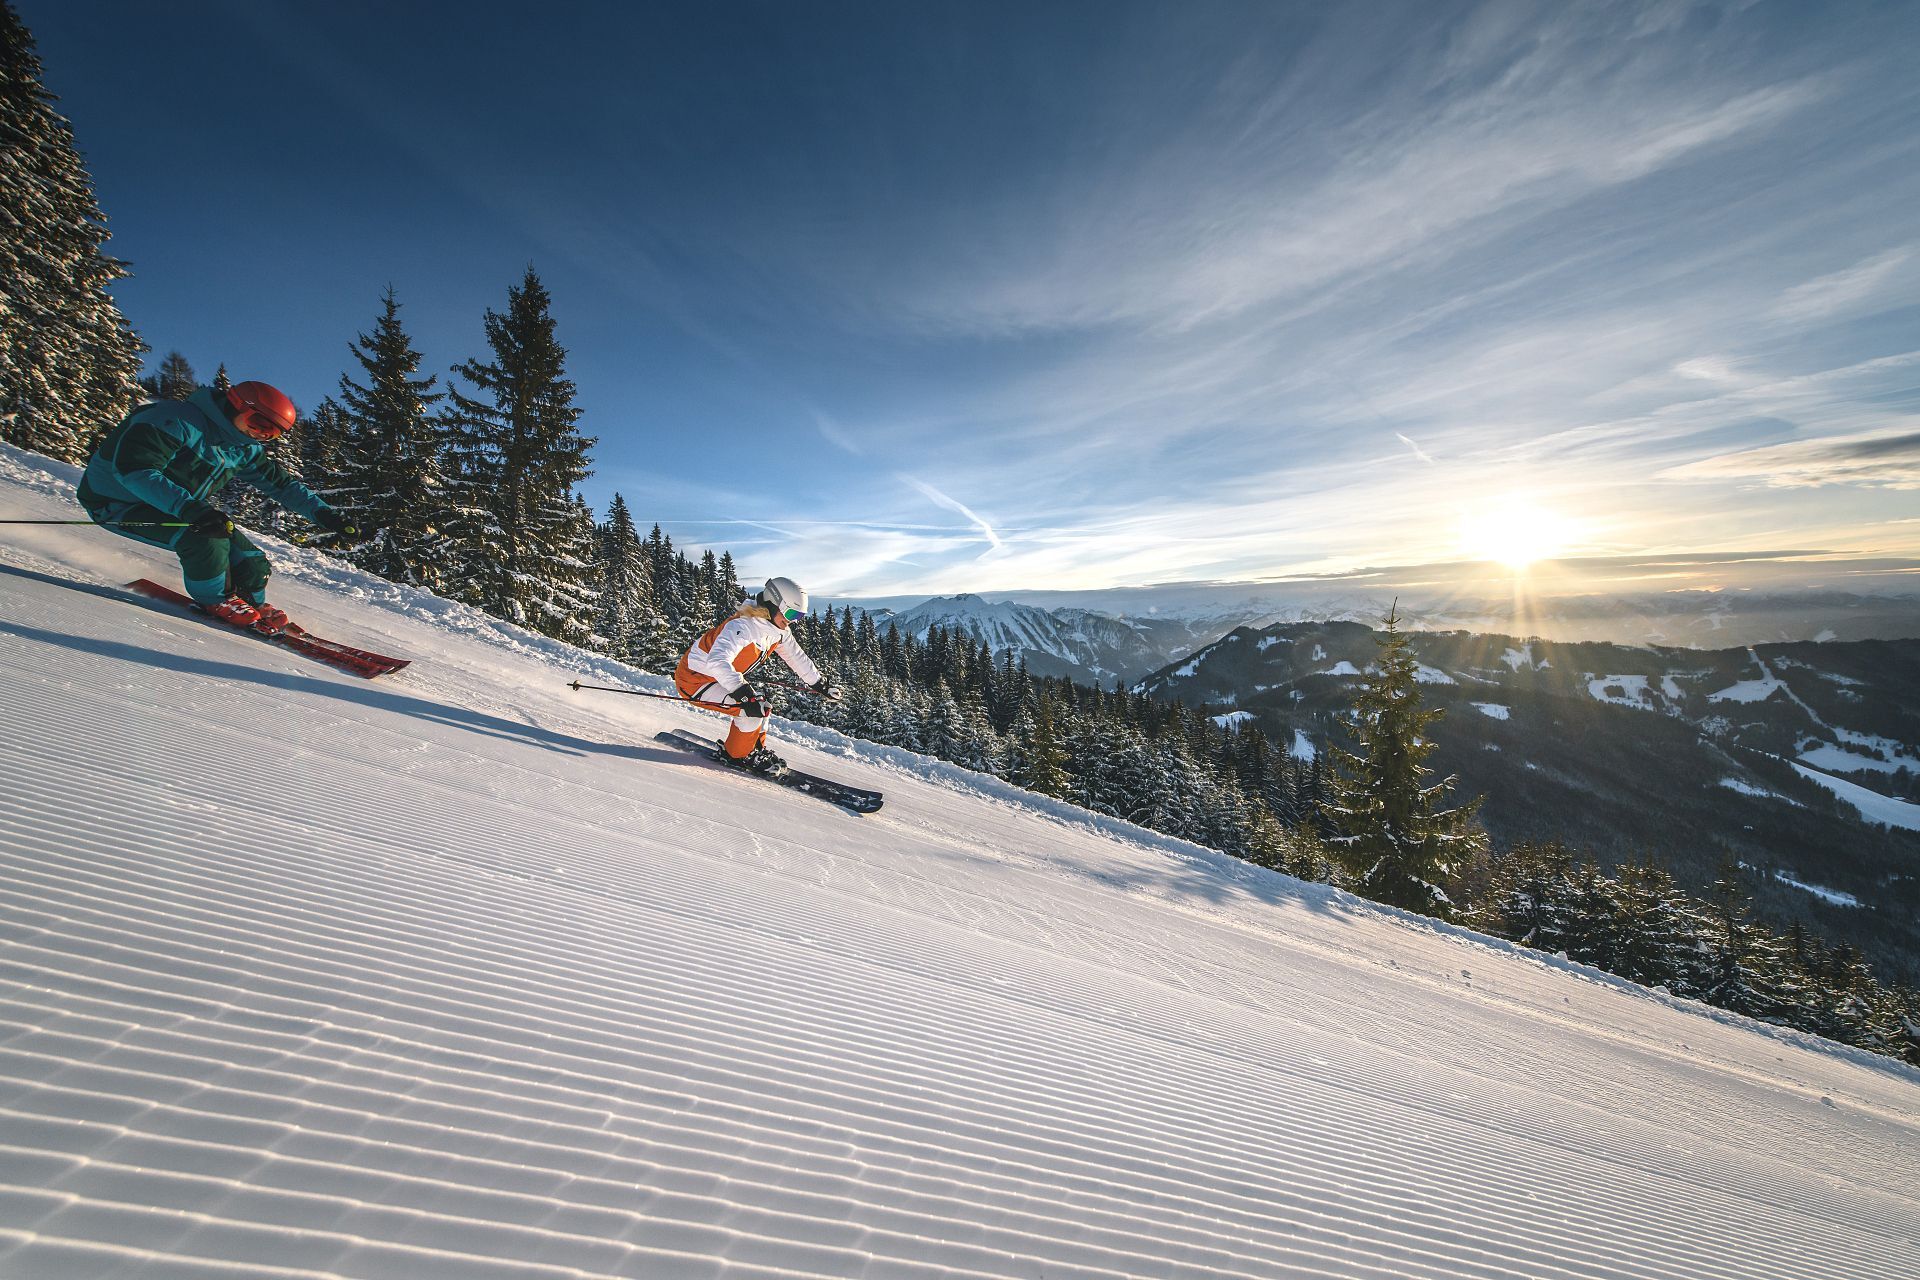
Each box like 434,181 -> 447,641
1147,736 -> 1213,839
1561,859 -> 1628,974
1325,605 -> 1487,918
1697,863 -> 1791,1020
1014,692 -> 1073,799
297,397 -> 348,503
1469,840 -> 1580,951
837,668 -> 890,744
880,621 -> 907,680
892,683 -> 932,754
594,494 -> 673,668
441,267 -> 598,642
432,392 -> 503,605
644,524 -> 691,634
593,494 -> 640,657
1813,941 -> 1906,1050
211,363 -> 230,394
991,652 -> 1031,736
1231,803 -> 1293,872
919,684 -> 967,767
698,550 -> 721,606
331,289 -> 455,589
0,2 -> 145,462
1608,856 -> 1700,993
677,573 -> 719,654
549,494 -> 602,642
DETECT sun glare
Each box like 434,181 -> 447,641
1460,500 -> 1578,570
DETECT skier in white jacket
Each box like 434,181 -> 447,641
674,576 -> 833,772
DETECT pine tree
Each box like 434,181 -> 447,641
1609,856 -> 1699,993
331,289 -> 455,588
297,397 -> 348,502
211,363 -> 230,394
1820,944 -> 1905,1053
442,267 -> 599,641
840,667 -> 894,745
677,573 -> 718,654
1698,863 -> 1789,1020
1324,606 -> 1487,918
0,2 -> 146,461
145,350 -> 196,401
1473,841 -> 1580,952
594,494 -> 672,667
1014,691 -> 1072,799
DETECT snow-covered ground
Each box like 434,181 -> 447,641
1790,761 -> 1920,832
2,446 -> 1918,1279
1772,872 -> 1862,909
1587,673 -> 1655,709
1707,657 -> 1786,705
1719,777 -> 1797,806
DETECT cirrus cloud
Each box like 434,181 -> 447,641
1662,429 -> 1920,489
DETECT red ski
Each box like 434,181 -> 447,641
127,579 -> 411,679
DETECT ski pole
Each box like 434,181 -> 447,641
0,518 -> 192,527
566,679 -> 742,716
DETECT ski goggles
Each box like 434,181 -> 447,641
233,409 -> 289,442
776,605 -> 804,622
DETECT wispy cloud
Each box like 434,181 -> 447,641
1396,433 -> 1437,465
810,410 -> 865,456
1772,248 -> 1913,320
901,477 -> 1005,554
1663,430 -> 1920,489
859,22 -> 1828,337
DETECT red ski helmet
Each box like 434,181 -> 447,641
225,381 -> 297,441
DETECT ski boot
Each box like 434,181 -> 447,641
727,743 -> 790,776
206,597 -> 261,627
249,602 -> 291,636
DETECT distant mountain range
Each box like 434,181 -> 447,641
846,586 -> 1920,689
1132,619 -> 1920,981
860,594 -> 1216,687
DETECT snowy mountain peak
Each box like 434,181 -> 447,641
879,592 -> 1211,687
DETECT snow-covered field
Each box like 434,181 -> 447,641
2,446 -> 1918,1279
1790,761 -> 1920,832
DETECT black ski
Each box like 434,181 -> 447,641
655,728 -> 883,814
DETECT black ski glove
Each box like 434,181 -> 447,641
186,505 -> 233,537
733,683 -> 771,720
314,506 -> 353,536
814,676 -> 841,703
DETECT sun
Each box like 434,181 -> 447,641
1459,499 -> 1578,570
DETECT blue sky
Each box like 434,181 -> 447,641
26,0 -> 1920,597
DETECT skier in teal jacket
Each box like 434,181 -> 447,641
77,381 -> 348,631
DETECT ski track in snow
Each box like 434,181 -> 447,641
2,447 -> 1918,1279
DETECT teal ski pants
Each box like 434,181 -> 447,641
93,499 -> 272,606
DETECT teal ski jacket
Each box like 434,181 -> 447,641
77,386 -> 331,532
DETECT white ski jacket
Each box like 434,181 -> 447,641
676,606 -> 822,698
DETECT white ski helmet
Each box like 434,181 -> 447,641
757,576 -> 809,622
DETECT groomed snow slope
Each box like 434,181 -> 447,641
2,447 -> 1918,1280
